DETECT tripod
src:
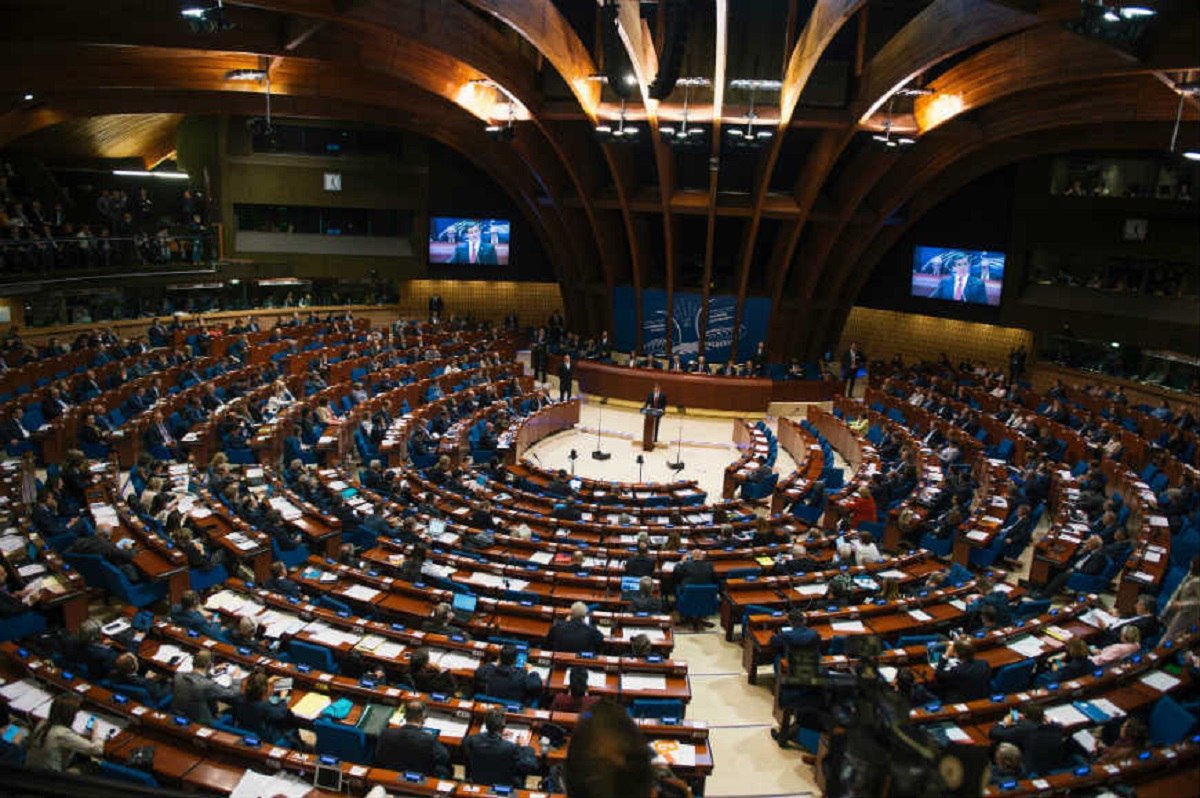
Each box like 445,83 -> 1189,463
591,396 -> 611,461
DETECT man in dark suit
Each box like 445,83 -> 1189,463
675,549 -> 716,587
624,542 -> 655,577
422,602 -> 469,639
552,499 -> 582,522
547,602 -> 604,653
375,700 -> 453,778
474,644 -> 543,705
557,354 -> 574,402
454,224 -> 498,265
1034,534 -> 1108,599
999,503 -> 1034,563
67,522 -> 141,583
933,639 -> 991,702
987,703 -> 1067,776
1099,594 -> 1160,646
642,383 -> 668,443
932,256 -> 987,303
841,342 -> 864,396
628,576 -> 661,613
463,706 -> 540,786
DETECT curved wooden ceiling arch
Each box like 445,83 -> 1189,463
791,77 -> 1191,356
760,0 -> 1060,339
813,120 -> 1195,355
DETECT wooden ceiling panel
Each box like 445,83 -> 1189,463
9,112 -> 183,167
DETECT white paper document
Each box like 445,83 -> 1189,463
1139,671 -> 1181,692
1043,704 -> 1090,726
620,673 -> 667,691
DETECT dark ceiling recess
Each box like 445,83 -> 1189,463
601,0 -> 636,100
648,0 -> 692,100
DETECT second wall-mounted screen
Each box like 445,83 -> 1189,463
911,245 -> 1005,307
429,217 -> 510,265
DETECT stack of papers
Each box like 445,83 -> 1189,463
290,692 -> 332,720
230,770 -> 311,798
795,583 -> 828,596
204,590 -> 245,613
1043,704 -> 1090,726
71,710 -> 126,741
424,711 -> 471,739
831,620 -> 866,633
0,680 -> 54,716
620,673 -> 666,691
1140,672 -> 1181,692
340,584 -> 381,602
650,740 -> 696,767
1006,636 -> 1046,657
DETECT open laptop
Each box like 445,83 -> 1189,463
452,592 -> 478,623
428,517 -> 447,537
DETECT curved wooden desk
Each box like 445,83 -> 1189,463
574,360 -> 837,412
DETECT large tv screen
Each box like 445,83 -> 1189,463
911,245 -> 1005,307
428,217 -> 510,265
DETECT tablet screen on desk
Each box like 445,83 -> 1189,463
314,763 -> 342,791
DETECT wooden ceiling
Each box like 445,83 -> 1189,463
0,0 -> 1196,352
9,113 -> 183,168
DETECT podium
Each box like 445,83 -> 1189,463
641,407 -> 664,452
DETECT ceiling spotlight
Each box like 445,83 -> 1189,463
725,79 -> 779,149
661,77 -> 709,148
1102,8 -> 1121,20
595,99 -> 639,143
22,93 -> 33,101
225,68 -> 266,82
623,73 -> 637,88
896,87 -> 934,97
180,0 -> 231,33
1119,5 -> 1155,17
1183,151 -> 1200,161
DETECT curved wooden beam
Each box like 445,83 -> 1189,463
729,0 -> 864,356
789,77 -> 1189,357
815,121 -> 1194,355
459,0 -> 644,342
763,0 -> 1049,343
697,0 -> 727,355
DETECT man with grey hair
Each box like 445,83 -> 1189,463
629,576 -> 661,613
66,520 -> 141,582
547,601 -> 604,653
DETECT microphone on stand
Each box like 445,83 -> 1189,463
591,396 -> 611,461
667,405 -> 685,472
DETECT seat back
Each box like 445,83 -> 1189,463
97,760 -> 160,788
288,639 -> 339,673
314,717 -> 372,763
990,659 -> 1036,693
628,698 -> 684,720
675,584 -> 719,621
1149,694 -> 1196,745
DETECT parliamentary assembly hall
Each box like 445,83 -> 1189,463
0,1 -> 1197,796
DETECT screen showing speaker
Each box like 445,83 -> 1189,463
428,217 -> 510,265
910,245 -> 1005,307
